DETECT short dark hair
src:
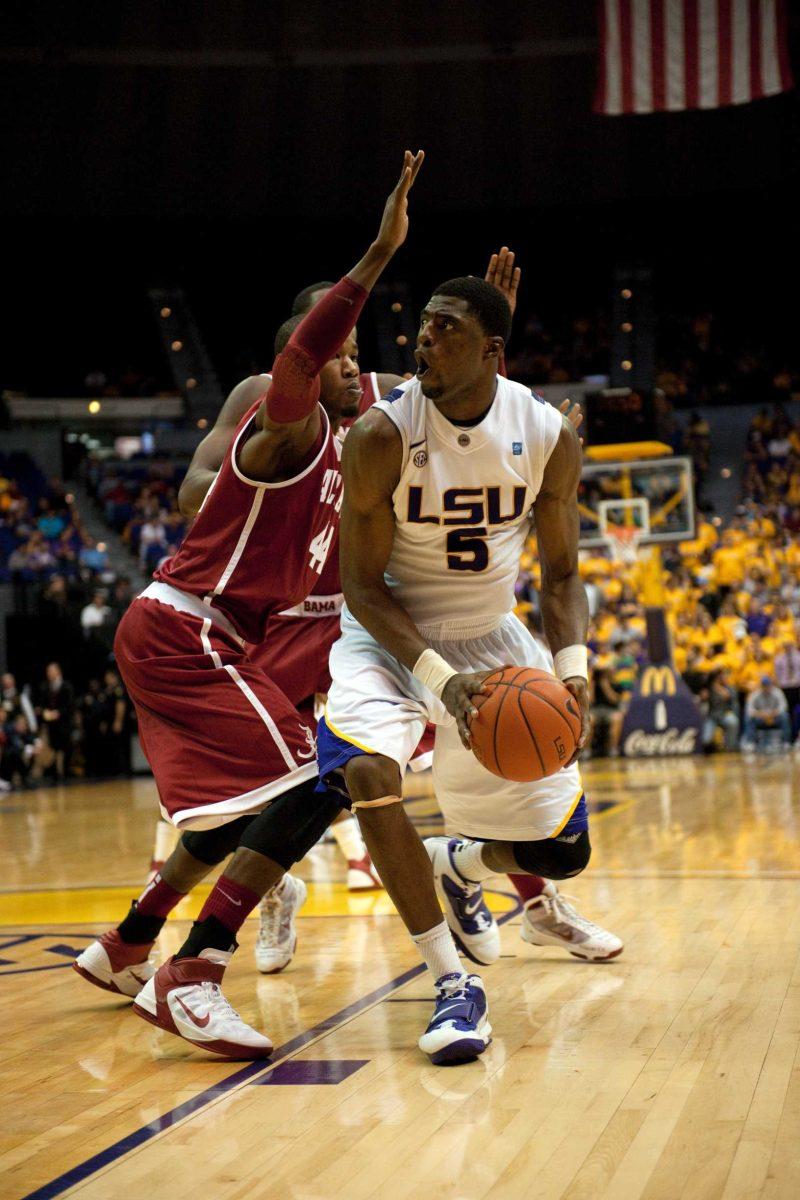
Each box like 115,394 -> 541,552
430,276 -> 512,342
291,281 -> 335,316
274,313 -> 304,355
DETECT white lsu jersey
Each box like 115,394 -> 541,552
367,375 -> 563,638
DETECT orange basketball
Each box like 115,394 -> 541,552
468,666 -> 581,783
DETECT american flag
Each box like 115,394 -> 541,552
595,0 -> 794,115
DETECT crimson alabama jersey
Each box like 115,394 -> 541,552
252,371 -> 382,700
156,399 -> 342,645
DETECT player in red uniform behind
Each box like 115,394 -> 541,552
74,151 -> 428,1059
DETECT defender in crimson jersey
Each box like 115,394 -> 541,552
74,151 -> 426,1059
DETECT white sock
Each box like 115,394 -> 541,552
331,816 -> 367,863
412,920 -> 464,983
451,839 -> 494,884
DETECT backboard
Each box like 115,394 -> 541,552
578,455 -> 695,550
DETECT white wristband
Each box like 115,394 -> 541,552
412,648 -> 458,699
553,645 -> 588,682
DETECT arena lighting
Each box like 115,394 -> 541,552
391,302 -> 402,312
621,288 -> 632,299
88,400 -> 101,414
197,418 -> 208,429
160,307 -> 171,318
171,340 -> 183,351
721,467 -> 732,478
621,322 -> 633,332
621,360 -> 632,371
396,334 -> 408,346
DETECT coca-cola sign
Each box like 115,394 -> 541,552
624,727 -> 698,756
621,665 -> 702,758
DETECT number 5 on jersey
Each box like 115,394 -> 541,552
447,527 -> 489,571
308,524 -> 335,574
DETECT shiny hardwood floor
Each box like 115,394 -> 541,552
1,751 -> 799,1200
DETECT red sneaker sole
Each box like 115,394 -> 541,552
569,944 -> 624,962
72,961 -> 129,996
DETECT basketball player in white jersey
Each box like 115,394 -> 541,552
150,256 -> 618,985
317,274 -> 616,1059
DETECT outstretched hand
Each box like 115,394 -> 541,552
559,397 -> 584,445
485,246 -> 521,318
374,150 -> 425,255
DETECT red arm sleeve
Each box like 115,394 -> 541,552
266,275 -> 368,424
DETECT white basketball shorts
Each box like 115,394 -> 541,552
318,610 -> 585,841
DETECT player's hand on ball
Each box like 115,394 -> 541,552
562,677 -> 592,766
484,247 -> 521,317
441,670 -> 494,749
375,149 -> 425,255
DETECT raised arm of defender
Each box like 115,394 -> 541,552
236,150 -> 424,485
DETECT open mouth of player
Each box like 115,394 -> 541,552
415,351 -> 430,379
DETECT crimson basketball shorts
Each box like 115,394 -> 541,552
251,613 -> 337,710
253,610 -> 435,769
115,585 -> 319,830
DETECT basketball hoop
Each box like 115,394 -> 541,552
597,497 -> 650,565
604,524 -> 643,565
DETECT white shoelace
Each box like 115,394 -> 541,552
544,892 -> 603,935
257,884 -> 292,948
199,981 -> 244,1024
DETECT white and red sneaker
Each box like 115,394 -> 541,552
73,929 -> 156,997
132,949 -> 272,1059
255,874 -> 307,974
347,854 -> 382,891
521,883 -> 623,962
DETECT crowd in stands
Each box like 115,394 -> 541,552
517,402 -> 800,757
0,663 -> 130,790
505,308 -> 611,386
0,452 -> 135,786
506,306 -> 799,413
85,457 -> 187,572
4,392 -> 800,787
0,454 -> 112,585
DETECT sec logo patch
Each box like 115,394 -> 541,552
413,450 -> 428,468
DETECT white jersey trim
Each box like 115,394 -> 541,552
162,761 -> 319,830
208,487 -> 266,599
278,593 -> 344,619
230,405 -> 331,491
139,581 -> 245,646
222,663 -> 299,772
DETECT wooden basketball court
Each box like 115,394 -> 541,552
2,753 -> 799,1200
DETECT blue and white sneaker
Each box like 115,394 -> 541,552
418,972 -> 491,1065
424,836 -> 500,965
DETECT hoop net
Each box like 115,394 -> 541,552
604,524 -> 643,565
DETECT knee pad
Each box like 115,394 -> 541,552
181,813 -> 255,866
511,829 -> 591,880
238,778 -> 343,870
